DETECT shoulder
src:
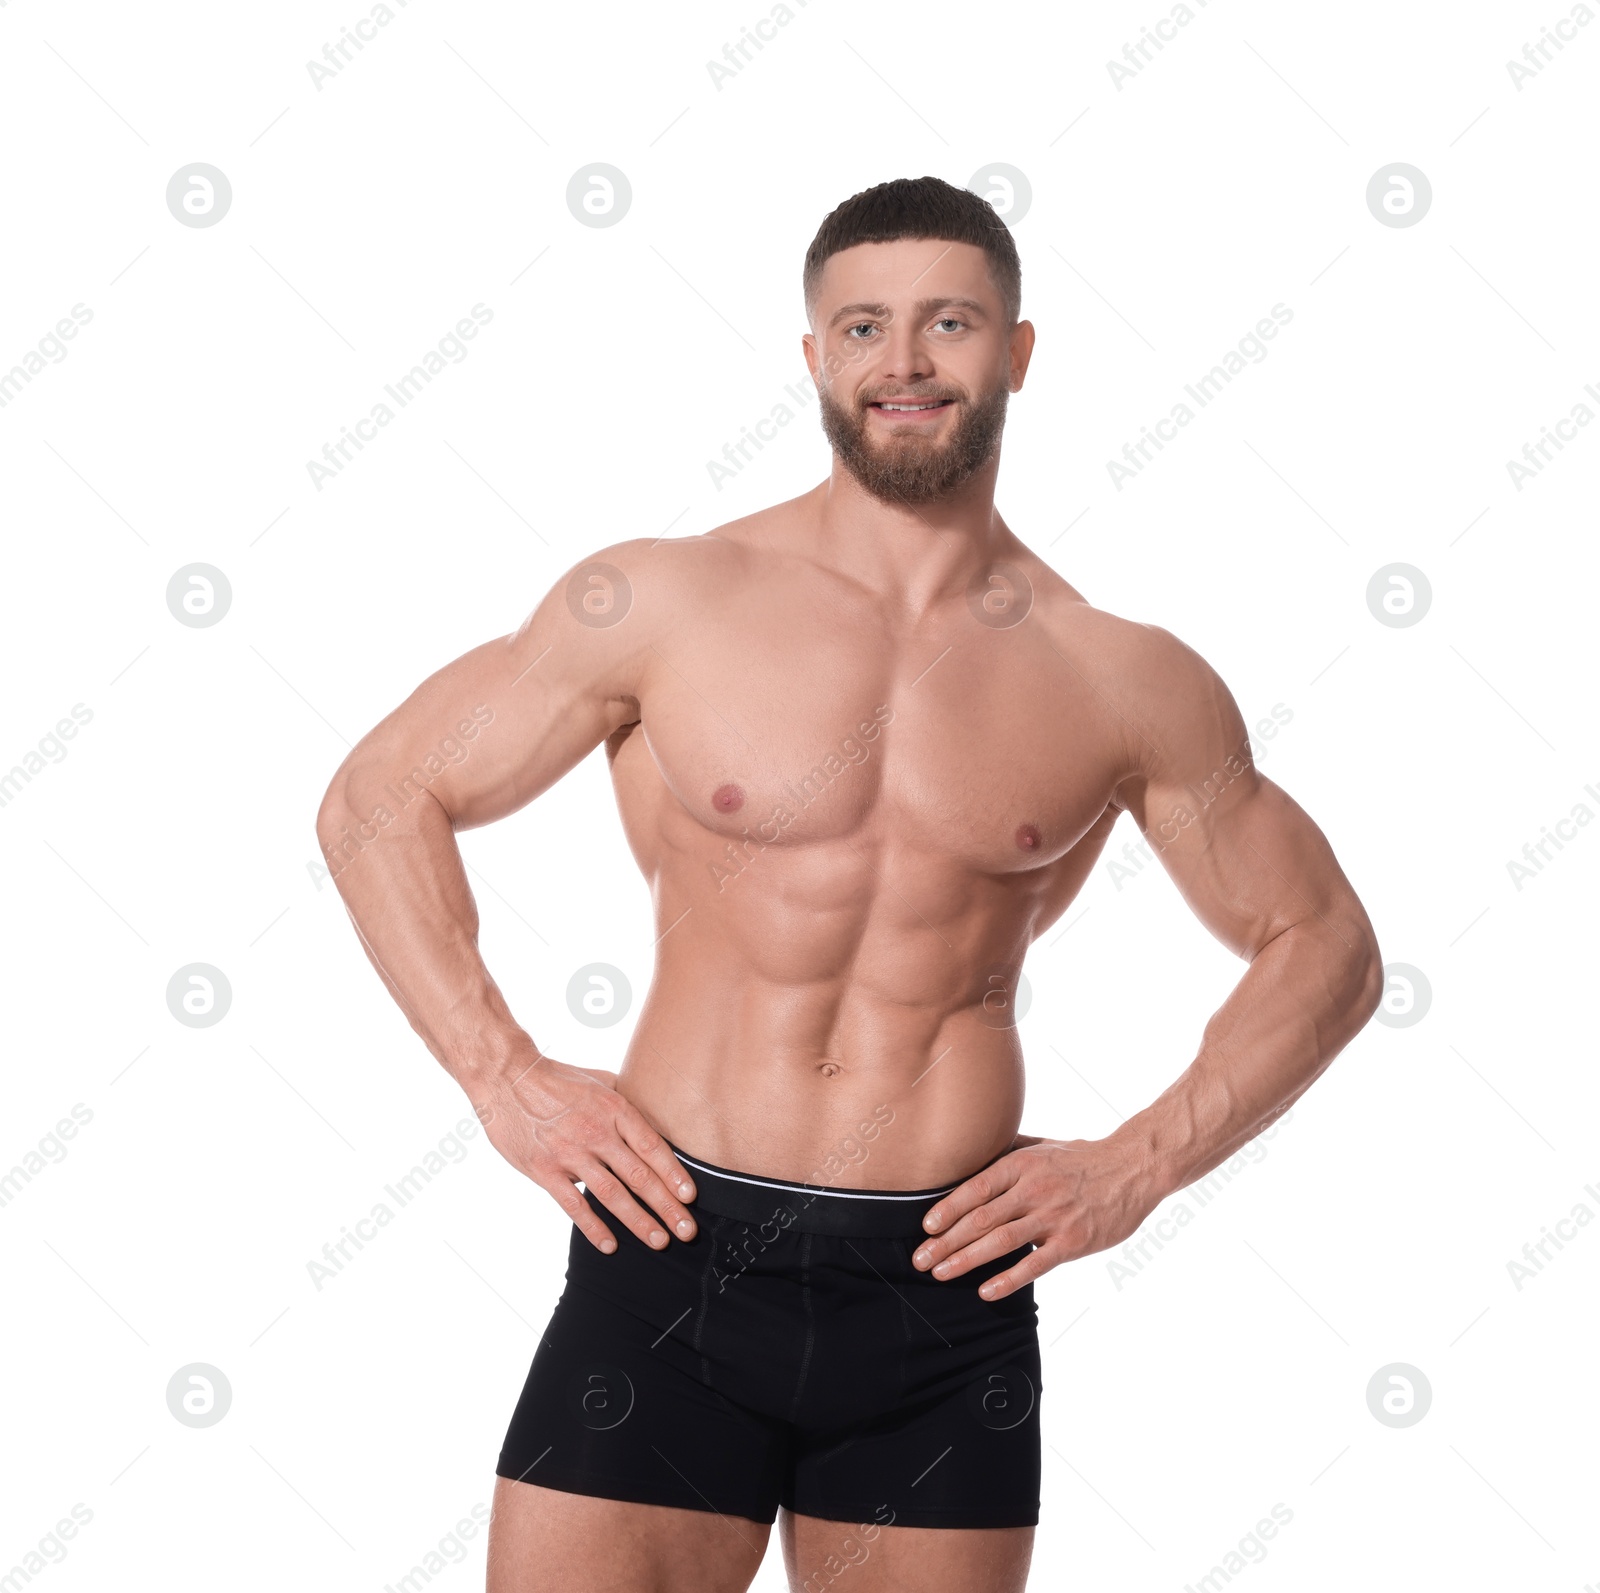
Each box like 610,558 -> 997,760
529,492 -> 814,645
1058,607 -> 1223,706
1024,570 -> 1245,784
1023,560 -> 1214,695
530,530 -> 746,631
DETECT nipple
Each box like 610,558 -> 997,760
712,783 -> 745,814
1016,823 -> 1041,852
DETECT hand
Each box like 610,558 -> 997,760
477,1053 -> 699,1255
911,1135 -> 1157,1301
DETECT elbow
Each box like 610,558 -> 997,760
1350,923 -> 1386,1030
314,755 -> 451,864
314,754 -> 372,860
313,771 -> 350,880
314,761 -> 352,846
314,758 -> 396,883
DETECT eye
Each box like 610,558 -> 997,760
934,316 -> 965,333
845,322 -> 878,340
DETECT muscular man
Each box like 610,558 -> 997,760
316,175 -> 1382,1592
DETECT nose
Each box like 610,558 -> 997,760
875,315 -> 936,390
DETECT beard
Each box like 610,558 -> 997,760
817,374 -> 1011,507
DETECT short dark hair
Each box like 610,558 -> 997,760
803,175 -> 1022,328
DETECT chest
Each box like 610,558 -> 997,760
626,615 -> 1121,873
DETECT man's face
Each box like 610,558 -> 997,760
802,238 -> 1033,506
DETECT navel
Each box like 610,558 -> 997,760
1016,822 -> 1041,852
712,783 -> 745,814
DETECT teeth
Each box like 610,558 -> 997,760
880,402 -> 944,411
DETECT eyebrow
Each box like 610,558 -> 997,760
826,296 -> 990,329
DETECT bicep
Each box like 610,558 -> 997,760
1114,634 -> 1364,959
324,543 -> 654,833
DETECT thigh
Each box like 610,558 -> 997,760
778,1510 -> 1032,1593
489,1476 -> 770,1593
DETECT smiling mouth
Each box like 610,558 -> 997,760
869,398 -> 955,416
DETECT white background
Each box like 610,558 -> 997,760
1,1 -> 1596,1588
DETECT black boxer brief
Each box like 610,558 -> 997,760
495,1140 -> 1042,1529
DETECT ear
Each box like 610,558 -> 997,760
1007,320 -> 1037,392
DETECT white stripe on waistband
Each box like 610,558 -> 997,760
675,1150 -> 956,1203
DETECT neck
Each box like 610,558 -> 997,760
803,457 -> 1013,615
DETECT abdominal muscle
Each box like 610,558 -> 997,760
611,852 -> 1037,1192
618,986 -> 1028,1192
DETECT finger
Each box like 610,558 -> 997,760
602,1130 -> 698,1240
538,1173 -> 618,1255
975,1244 -> 1054,1302
919,1155 -> 1023,1240
576,1157 -> 674,1250
924,1214 -> 1037,1282
912,1187 -> 1027,1270
616,1108 -> 698,1205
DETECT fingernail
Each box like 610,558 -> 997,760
679,1183 -> 694,1199
602,1240 -> 617,1254
934,1261 -> 951,1277
676,1219 -> 694,1237
651,1230 -> 667,1247
913,1249 -> 930,1267
925,1215 -> 941,1232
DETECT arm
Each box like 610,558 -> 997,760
314,540 -> 700,1255
913,624 -> 1383,1298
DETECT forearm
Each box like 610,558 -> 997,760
316,763 -> 540,1097
1107,918 -> 1383,1205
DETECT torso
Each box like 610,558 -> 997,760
605,492 -> 1146,1188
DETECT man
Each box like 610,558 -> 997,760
316,175 -> 1382,1592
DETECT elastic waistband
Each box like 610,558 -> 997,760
669,1140 -> 960,1239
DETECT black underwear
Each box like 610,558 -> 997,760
496,1140 -> 1041,1529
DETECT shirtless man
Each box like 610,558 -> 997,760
315,175 -> 1383,1592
